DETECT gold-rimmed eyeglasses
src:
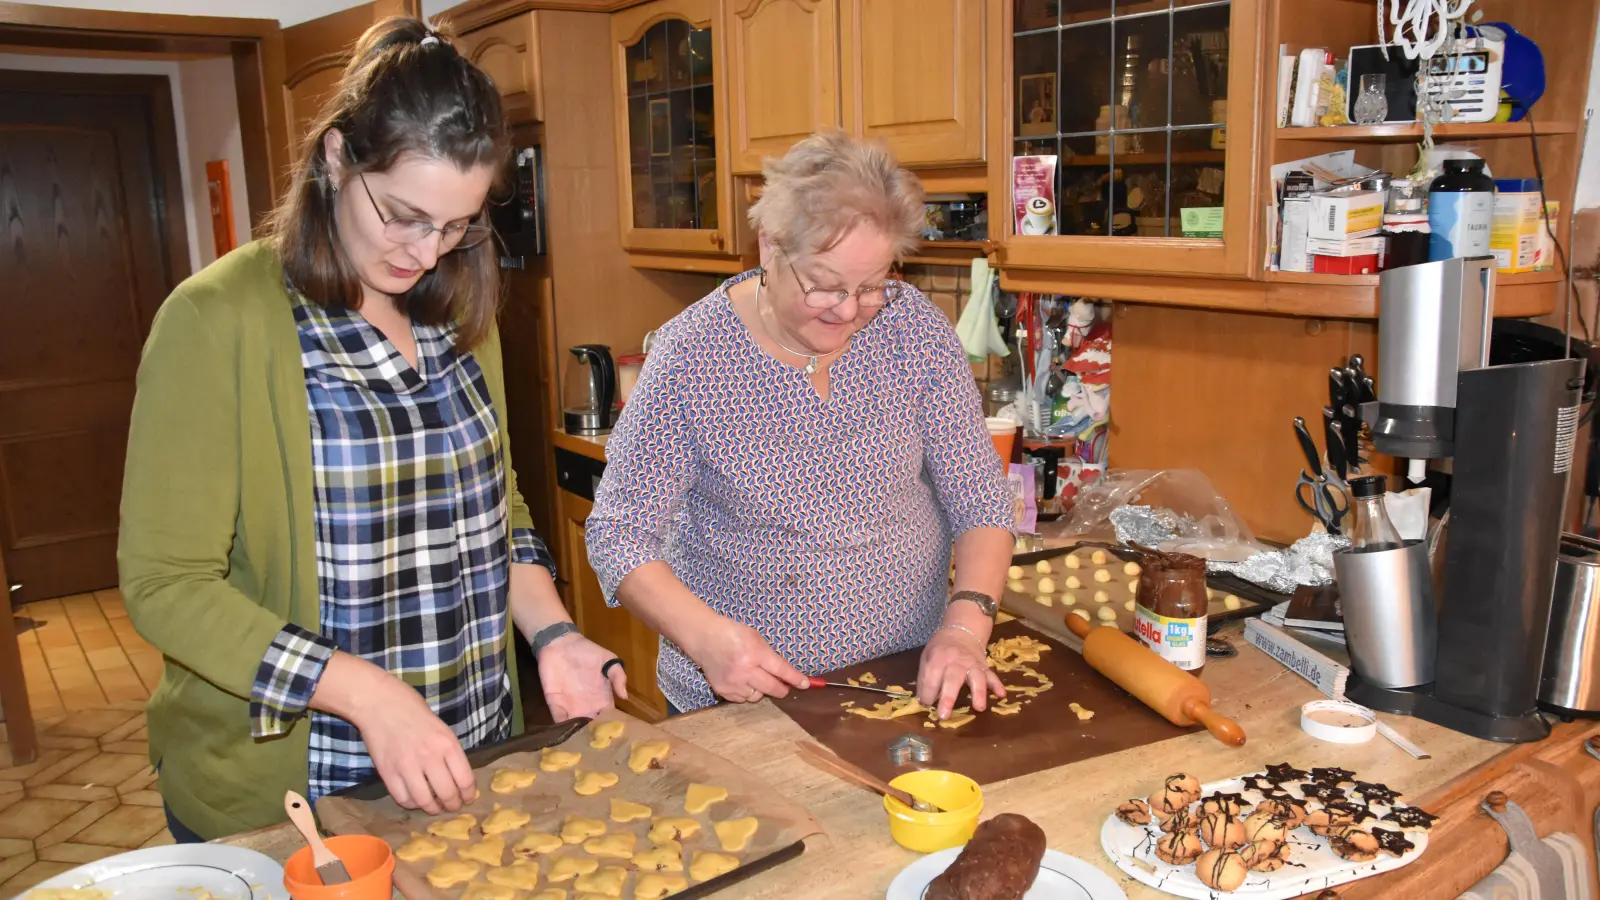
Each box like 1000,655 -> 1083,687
787,260 -> 903,310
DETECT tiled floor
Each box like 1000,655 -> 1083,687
2,591 -> 172,896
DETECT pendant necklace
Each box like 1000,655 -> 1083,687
755,274 -> 845,376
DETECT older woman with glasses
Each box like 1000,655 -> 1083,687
118,19 -> 625,841
586,131 -> 1015,717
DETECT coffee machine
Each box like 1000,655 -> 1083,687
1348,255 -> 1584,742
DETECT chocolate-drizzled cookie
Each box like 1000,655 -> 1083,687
1382,806 -> 1439,833
1310,766 -> 1357,787
1200,791 -> 1251,816
1195,847 -> 1249,892
1263,762 -> 1310,784
1301,782 -> 1347,804
1253,796 -> 1307,829
1239,774 -> 1278,793
1155,829 -> 1205,865
1160,806 -> 1203,835
1149,773 -> 1202,816
1372,827 -> 1416,857
1243,838 -> 1292,872
1115,799 -> 1152,826
1329,826 -> 1380,862
1352,781 -> 1403,806
1323,800 -> 1376,825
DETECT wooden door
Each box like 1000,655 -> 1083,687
557,491 -> 666,721
726,0 -> 840,175
280,0 -> 417,158
840,0 -> 984,167
0,70 -> 190,603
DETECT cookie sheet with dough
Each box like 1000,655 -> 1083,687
309,708 -> 823,900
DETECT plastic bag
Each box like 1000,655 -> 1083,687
1042,469 -> 1271,563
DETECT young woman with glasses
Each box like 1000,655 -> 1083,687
586,131 -> 1016,719
118,17 -> 626,841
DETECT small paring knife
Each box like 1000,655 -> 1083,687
285,790 -> 350,885
807,676 -> 912,698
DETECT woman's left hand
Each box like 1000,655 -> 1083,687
916,626 -> 1005,719
538,633 -> 629,721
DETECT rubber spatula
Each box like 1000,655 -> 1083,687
285,789 -> 351,884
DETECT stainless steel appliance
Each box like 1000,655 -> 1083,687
1539,533 -> 1600,719
562,344 -> 616,435
1349,256 -> 1584,742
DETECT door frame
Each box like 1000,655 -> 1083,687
0,1 -> 289,229
0,68 -> 194,296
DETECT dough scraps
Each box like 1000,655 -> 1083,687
938,712 -> 976,729
634,842 -> 685,872
858,672 -> 878,685
25,891 -> 109,900
685,783 -> 729,814
529,891 -> 566,900
561,815 -> 608,844
573,865 -> 628,897
992,700 -> 1022,715
635,873 -> 689,899
714,817 -> 759,851
540,747 -> 583,772
1068,702 -> 1095,721
649,817 -> 702,843
489,768 -> 538,794
513,831 -> 564,857
589,720 -> 625,749
485,860 -> 540,891
628,740 -> 671,774
482,804 -> 532,835
458,835 -> 506,867
426,859 -> 480,888
847,696 -> 927,720
583,832 -> 636,859
610,798 -> 653,823
547,854 -> 600,882
573,769 -> 620,796
688,850 -> 741,882
396,832 -> 450,862
461,883 -> 517,900
427,814 -> 477,841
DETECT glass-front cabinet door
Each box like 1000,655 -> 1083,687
994,0 -> 1260,278
612,0 -> 736,268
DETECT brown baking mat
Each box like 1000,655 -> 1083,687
770,619 -> 1199,788
317,708 -> 821,900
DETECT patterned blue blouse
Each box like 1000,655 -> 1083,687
586,272 -> 1013,711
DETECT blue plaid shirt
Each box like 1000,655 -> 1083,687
249,296 -> 553,800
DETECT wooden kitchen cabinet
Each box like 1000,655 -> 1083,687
726,0 -> 841,175
557,489 -> 667,722
452,13 -> 541,124
610,0 -> 740,272
840,0 -> 985,167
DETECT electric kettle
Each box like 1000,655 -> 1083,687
563,344 -> 616,435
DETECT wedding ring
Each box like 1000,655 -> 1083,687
601,658 -> 625,678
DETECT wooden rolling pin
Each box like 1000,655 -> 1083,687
1065,613 -> 1246,747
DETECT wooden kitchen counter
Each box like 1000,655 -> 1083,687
553,429 -> 607,463
220,625 -> 1600,897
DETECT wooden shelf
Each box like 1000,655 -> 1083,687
1276,121 -> 1576,143
903,239 -> 988,268
1059,150 -> 1226,167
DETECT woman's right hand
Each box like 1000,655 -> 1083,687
683,614 -> 809,703
316,653 -> 476,815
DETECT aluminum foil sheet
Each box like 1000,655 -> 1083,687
1109,505 -> 1181,547
1208,532 -> 1351,593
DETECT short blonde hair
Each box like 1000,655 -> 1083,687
748,130 -> 925,262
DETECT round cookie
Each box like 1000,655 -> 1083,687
1198,809 -> 1247,851
1154,830 -> 1205,865
1114,799 -> 1152,826
1195,847 -> 1249,892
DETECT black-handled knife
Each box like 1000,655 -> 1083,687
1325,415 -> 1348,483
1294,416 -> 1323,478
1336,367 -> 1364,466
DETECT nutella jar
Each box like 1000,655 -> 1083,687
1134,551 -> 1209,674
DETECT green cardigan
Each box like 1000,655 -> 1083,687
118,241 -> 534,839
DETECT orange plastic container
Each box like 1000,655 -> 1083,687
283,834 -> 395,900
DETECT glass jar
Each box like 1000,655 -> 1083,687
1135,551 -> 1209,674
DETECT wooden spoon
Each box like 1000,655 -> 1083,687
796,741 -> 944,813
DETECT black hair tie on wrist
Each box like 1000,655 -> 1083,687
601,658 -> 625,678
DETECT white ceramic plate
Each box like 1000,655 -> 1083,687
1100,774 -> 1429,899
888,847 -> 1129,899
26,844 -> 287,900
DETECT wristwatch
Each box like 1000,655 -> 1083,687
950,590 -> 999,619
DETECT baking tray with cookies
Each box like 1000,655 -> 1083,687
315,708 -> 821,900
1002,542 -> 1281,647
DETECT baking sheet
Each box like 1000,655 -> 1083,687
317,708 -> 822,900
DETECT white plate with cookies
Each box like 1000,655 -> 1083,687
1099,768 -> 1431,898
888,848 -> 1127,899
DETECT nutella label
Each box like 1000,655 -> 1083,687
1134,606 -> 1207,671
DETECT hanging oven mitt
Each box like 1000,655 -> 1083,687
955,258 -> 1009,363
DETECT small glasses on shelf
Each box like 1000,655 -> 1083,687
1352,73 -> 1389,125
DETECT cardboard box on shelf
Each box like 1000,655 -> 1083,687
1491,184 -> 1543,274
1280,198 -> 1312,273
1312,253 -> 1381,275
1307,235 -> 1387,258
1309,190 -> 1384,240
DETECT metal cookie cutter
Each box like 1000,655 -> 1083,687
888,734 -> 933,767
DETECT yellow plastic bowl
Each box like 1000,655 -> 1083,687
882,769 -> 984,852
